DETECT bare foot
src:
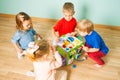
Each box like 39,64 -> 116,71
84,52 -> 88,56
94,64 -> 103,68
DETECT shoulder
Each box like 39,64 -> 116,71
29,28 -> 36,33
85,30 -> 98,39
71,17 -> 77,23
72,17 -> 76,21
29,28 -> 35,31
33,60 -> 51,66
14,30 -> 23,36
71,18 -> 77,25
90,31 -> 103,41
92,30 -> 101,37
16,29 -> 22,33
58,18 -> 65,23
54,18 -> 64,27
12,30 -> 23,41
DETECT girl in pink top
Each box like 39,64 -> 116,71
25,39 -> 67,80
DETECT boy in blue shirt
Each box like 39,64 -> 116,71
76,19 -> 109,68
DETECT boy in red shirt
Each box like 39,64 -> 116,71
52,2 -> 77,43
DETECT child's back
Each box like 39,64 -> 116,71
33,52 -> 62,80
26,40 -> 67,80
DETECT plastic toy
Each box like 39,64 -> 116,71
72,64 -> 77,68
57,34 -> 84,66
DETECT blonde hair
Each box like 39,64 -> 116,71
15,12 -> 33,30
26,39 -> 50,61
77,19 -> 94,34
63,2 -> 74,13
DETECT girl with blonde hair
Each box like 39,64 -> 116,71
26,39 -> 67,80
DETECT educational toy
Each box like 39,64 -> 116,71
57,34 -> 84,65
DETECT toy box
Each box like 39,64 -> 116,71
57,34 -> 84,65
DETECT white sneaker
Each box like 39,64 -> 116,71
26,71 -> 35,77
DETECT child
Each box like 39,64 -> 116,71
25,39 -> 67,80
76,19 -> 109,68
11,12 -> 42,59
52,2 -> 77,42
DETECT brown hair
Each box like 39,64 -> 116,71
77,19 -> 94,34
63,2 -> 74,13
15,12 -> 33,30
27,39 -> 50,61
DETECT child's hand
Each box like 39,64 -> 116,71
36,34 -> 42,40
17,48 -> 23,53
50,46 -> 56,53
54,36 -> 59,42
70,32 -> 76,36
82,46 -> 89,52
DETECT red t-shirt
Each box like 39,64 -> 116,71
53,18 -> 76,37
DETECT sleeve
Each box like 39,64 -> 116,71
53,20 -> 61,32
50,51 -> 62,69
11,31 -> 21,43
92,36 -> 101,49
31,29 -> 37,35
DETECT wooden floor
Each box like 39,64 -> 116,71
0,15 -> 120,80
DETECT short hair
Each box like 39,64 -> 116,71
77,19 -> 94,33
63,2 -> 74,13
15,12 -> 33,30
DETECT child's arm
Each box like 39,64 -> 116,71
70,26 -> 79,36
35,33 -> 42,40
83,46 -> 99,52
31,28 -> 42,40
70,31 -> 77,36
12,42 -> 23,53
52,28 -> 59,42
11,31 -> 23,53
50,51 -> 62,69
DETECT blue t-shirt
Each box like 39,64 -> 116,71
11,29 -> 36,50
85,30 -> 109,55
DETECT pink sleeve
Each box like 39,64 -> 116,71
50,51 -> 62,69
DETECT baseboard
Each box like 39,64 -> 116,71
94,24 -> 120,31
0,13 -> 57,22
0,13 -> 120,31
